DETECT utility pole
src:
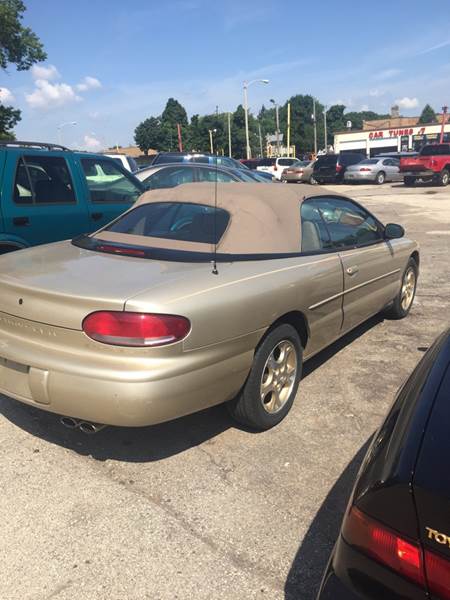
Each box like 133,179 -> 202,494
208,129 -> 214,154
258,122 -> 263,157
287,102 -> 291,157
440,105 -> 448,143
270,99 -> 280,156
323,105 -> 328,152
313,98 -> 317,156
228,112 -> 232,157
243,79 -> 269,159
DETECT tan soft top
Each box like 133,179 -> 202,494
94,182 -> 335,254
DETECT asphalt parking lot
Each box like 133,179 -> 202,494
1,182 -> 449,600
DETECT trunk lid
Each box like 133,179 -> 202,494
400,156 -> 432,172
0,240 -> 203,330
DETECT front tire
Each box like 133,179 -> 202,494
438,169 -> 449,186
385,258 -> 417,319
227,324 -> 302,430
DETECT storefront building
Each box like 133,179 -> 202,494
334,121 -> 450,157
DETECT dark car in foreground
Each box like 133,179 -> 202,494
318,328 -> 450,599
313,152 -> 366,184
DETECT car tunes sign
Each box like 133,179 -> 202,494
369,127 -> 426,140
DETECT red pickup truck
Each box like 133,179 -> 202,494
400,143 -> 450,186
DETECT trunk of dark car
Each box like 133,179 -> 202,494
313,156 -> 338,181
413,360 -> 450,576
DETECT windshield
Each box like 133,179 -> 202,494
420,144 -> 450,156
359,159 -> 379,165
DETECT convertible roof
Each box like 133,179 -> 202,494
93,182 -> 336,255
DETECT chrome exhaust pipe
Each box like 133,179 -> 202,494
60,416 -> 81,429
78,421 -> 107,434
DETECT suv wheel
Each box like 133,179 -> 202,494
438,169 -> 449,186
404,176 -> 416,187
227,324 -> 302,430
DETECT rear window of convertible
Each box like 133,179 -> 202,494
104,202 -> 230,244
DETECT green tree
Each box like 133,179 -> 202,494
344,110 -> 390,131
419,104 -> 437,124
160,97 -> 189,151
0,0 -> 47,137
326,104 -> 346,145
134,117 -> 163,154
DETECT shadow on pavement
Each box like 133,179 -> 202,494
284,440 -> 371,600
0,315 -> 383,463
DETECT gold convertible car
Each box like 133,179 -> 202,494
0,183 -> 418,431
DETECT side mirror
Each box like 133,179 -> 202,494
384,223 -> 405,240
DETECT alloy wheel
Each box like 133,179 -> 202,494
401,267 -> 416,311
260,340 -> 297,414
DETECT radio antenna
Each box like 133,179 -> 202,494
211,124 -> 219,275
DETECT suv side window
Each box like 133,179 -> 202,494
14,155 -> 76,205
300,201 -> 333,252
312,196 -> 383,249
81,158 -> 142,203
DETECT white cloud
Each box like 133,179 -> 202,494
417,39 -> 450,56
369,88 -> 384,97
395,96 -> 419,109
31,64 -> 60,81
83,134 -> 102,151
26,79 -> 81,109
360,104 -> 369,111
76,76 -> 102,92
0,87 -> 15,104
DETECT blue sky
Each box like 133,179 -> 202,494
1,0 -> 450,150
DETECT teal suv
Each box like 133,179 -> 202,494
0,141 -> 144,253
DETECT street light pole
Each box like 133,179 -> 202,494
312,98 -> 317,156
323,106 -> 328,153
243,79 -> 269,159
57,121 -> 77,145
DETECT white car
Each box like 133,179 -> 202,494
104,153 -> 139,173
257,157 -> 301,180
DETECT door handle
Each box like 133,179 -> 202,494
13,216 -> 29,226
346,265 -> 359,276
91,212 -> 103,221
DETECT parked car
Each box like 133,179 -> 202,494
0,141 -> 144,254
400,143 -> 450,186
240,158 -> 262,170
343,157 -> 402,184
103,152 -> 139,173
313,153 -> 366,184
281,160 -> 316,184
257,156 -> 300,180
318,327 -> 450,600
134,162 -> 270,189
0,183 -> 418,432
150,151 -> 249,171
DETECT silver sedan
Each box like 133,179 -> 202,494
344,157 -> 401,184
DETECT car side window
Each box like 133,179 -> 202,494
81,158 -> 142,203
300,201 -> 333,252
14,155 -> 76,205
145,166 -> 194,190
197,167 -> 236,183
312,197 -> 383,249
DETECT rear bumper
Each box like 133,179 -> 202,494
343,172 -> 376,182
281,173 -> 305,182
401,170 -> 434,178
0,312 -> 256,426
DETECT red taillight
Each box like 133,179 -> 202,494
274,165 -> 278,171
336,164 -> 343,172
342,507 -> 425,586
425,548 -> 450,599
82,311 -> 190,347
359,167 -> 371,172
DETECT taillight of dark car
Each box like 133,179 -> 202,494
342,506 -> 450,597
82,311 -> 191,347
336,164 -> 343,172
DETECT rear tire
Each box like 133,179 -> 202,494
309,175 -> 317,185
227,324 -> 302,430
376,171 -> 385,185
404,176 -> 416,187
385,258 -> 417,320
